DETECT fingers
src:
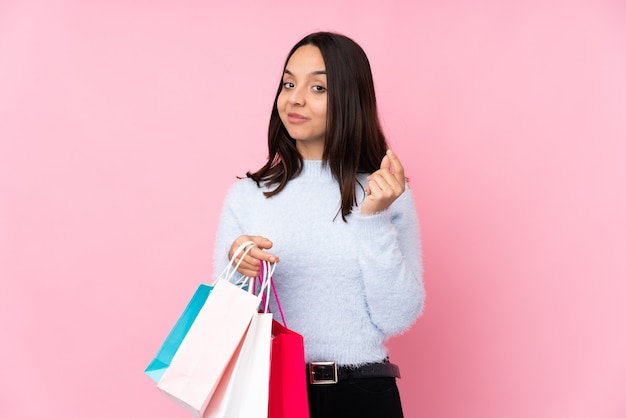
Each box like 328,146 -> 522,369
250,245 -> 279,263
366,172 -> 390,196
385,149 -> 405,183
367,152 -> 405,197
230,235 -> 274,257
236,264 -> 265,278
366,174 -> 403,203
248,235 -> 273,251
229,235 -> 279,277
380,154 -> 391,171
360,150 -> 406,215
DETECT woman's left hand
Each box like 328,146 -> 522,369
361,149 -> 406,216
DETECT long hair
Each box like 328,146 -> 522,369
247,32 -> 388,221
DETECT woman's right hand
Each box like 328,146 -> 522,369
229,235 -> 279,277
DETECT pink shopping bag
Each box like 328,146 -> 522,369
268,320 -> 309,418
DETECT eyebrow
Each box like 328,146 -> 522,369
284,69 -> 327,76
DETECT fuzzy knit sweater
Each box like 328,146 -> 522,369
212,160 -> 424,366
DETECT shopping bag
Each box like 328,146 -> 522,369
268,320 -> 309,418
203,261 -> 275,418
144,241 -> 254,384
203,312 -> 273,418
156,277 -> 261,416
144,284 -> 213,383
156,242 -> 265,417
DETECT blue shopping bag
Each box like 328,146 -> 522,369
144,284 -> 213,382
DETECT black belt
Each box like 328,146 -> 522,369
307,361 -> 401,385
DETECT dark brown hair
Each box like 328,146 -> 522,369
247,32 -> 388,221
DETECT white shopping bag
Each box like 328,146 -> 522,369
203,312 -> 273,418
204,261 -> 275,418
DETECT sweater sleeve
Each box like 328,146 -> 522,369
351,185 -> 425,337
212,181 -> 246,280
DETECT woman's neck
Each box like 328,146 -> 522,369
296,139 -> 325,160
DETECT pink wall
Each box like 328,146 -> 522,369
1,1 -> 625,417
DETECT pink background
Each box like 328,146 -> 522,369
1,1 -> 625,417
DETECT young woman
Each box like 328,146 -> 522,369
213,31 -> 424,418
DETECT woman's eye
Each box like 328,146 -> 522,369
312,85 -> 326,93
282,81 -> 295,89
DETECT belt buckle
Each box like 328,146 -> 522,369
309,361 -> 338,385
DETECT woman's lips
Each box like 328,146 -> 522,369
287,112 -> 308,124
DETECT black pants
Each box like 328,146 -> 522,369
307,376 -> 404,418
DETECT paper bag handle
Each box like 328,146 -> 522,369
215,240 -> 256,285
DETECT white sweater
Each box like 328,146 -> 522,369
213,160 -> 424,366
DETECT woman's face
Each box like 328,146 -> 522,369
277,44 -> 327,159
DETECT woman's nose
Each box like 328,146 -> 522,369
288,86 -> 305,106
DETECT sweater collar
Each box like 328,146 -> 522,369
299,159 -> 334,181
